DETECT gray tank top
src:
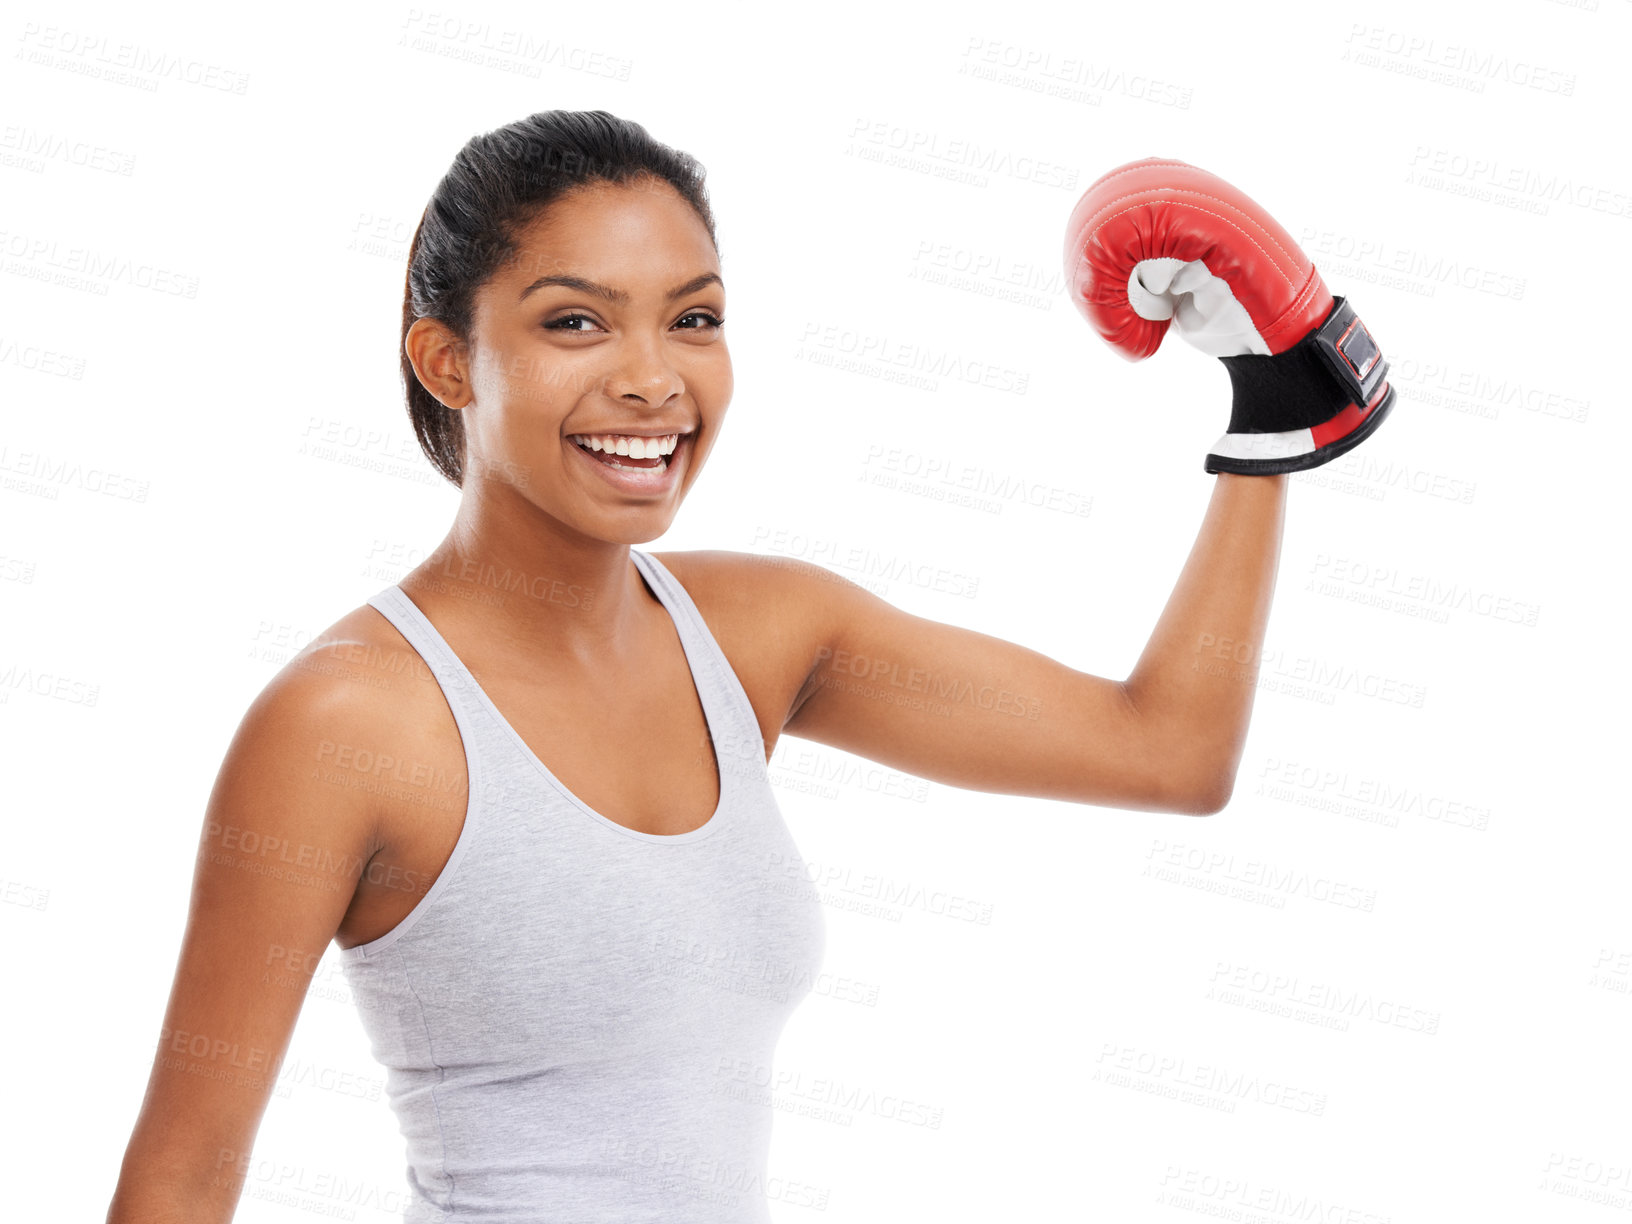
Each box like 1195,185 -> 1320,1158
339,548 -> 828,1222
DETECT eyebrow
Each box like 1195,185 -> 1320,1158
517,271 -> 723,304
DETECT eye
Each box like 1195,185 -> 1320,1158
543,312 -> 603,332
676,311 -> 724,331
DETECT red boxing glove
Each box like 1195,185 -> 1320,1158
1063,157 -> 1395,475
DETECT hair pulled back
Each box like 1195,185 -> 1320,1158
401,110 -> 717,487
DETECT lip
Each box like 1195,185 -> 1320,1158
566,429 -> 694,440
565,431 -> 686,496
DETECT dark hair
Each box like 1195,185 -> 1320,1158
400,110 -> 718,488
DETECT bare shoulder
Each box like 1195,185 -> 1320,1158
201,597 -> 432,898
234,597 -> 471,921
267,599 -> 442,741
646,549 -> 868,739
243,597 -> 462,836
647,548 -> 865,619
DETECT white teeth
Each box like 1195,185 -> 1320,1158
570,433 -> 681,458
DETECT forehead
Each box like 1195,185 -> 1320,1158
501,179 -> 718,284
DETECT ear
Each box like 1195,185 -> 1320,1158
404,317 -> 472,411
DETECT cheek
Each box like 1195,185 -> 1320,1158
485,360 -> 586,426
470,338 -> 525,401
700,352 -> 734,406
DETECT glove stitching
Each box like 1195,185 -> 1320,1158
1085,160 -> 1197,191
1078,199 -> 1297,293
1256,270 -> 1323,351
1080,189 -> 1302,282
1073,176 -> 1306,276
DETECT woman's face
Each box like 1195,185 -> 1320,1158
443,176 -> 731,544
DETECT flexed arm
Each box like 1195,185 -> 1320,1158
777,158 -> 1390,815
1119,469 -> 1288,810
774,470 -> 1284,816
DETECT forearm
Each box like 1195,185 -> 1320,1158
1122,472 -> 1289,807
106,1173 -> 239,1224
106,1129 -> 246,1224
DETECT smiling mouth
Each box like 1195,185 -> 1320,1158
567,432 -> 689,471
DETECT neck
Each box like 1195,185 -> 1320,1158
399,488 -> 659,664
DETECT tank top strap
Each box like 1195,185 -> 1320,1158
630,549 -> 768,765
365,585 -> 497,757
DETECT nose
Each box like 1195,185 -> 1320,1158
604,330 -> 684,407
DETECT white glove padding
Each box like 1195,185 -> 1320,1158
1125,258 -> 1272,359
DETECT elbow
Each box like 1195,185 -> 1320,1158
1123,688 -> 1239,816
1181,768 -> 1236,817
1130,767 -> 1232,816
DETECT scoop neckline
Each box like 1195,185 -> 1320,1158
388,549 -> 730,845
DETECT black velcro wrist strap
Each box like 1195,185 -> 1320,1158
1216,297 -> 1388,434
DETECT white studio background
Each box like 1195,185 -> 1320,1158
3,0 -> 1626,1220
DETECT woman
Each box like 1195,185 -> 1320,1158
106,111 -> 1311,1222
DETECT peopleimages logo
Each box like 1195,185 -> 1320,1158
846,117 -> 1079,190
958,36 -> 1194,109
1342,25 -> 1577,95
1406,148 -> 1631,220
1299,228 -> 1526,301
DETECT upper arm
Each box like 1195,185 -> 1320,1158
776,559 -> 1222,815
110,654 -> 386,1214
